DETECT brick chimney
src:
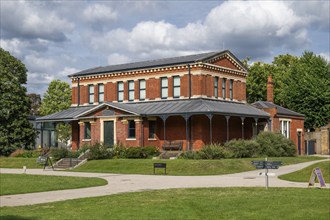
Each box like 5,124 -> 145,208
267,75 -> 274,102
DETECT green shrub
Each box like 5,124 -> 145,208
125,146 -> 160,159
199,143 -> 227,159
126,147 -> 143,159
113,144 -> 127,159
255,132 -> 296,157
181,150 -> 202,160
9,149 -> 40,158
224,139 -> 260,158
141,146 -> 160,158
88,143 -> 113,160
50,147 -> 70,161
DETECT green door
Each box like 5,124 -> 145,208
104,121 -> 114,147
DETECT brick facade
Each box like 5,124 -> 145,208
60,51 -> 304,154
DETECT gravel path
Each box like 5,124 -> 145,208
1,158 -> 329,207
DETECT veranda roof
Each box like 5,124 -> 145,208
37,98 -> 269,122
252,101 -> 304,117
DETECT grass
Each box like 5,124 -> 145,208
0,174 -> 107,196
0,157 -> 43,168
0,187 -> 329,220
279,160 -> 330,183
73,156 -> 325,176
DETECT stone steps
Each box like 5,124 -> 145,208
159,151 -> 182,159
54,158 -> 84,169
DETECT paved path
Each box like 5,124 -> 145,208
1,159 -> 329,207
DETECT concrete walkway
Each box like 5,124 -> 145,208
1,158 -> 329,207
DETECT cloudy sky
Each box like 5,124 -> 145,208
1,0 -> 329,96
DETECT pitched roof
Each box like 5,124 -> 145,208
37,106 -> 95,122
252,101 -> 304,117
38,99 -> 269,122
113,99 -> 269,118
69,50 -> 247,77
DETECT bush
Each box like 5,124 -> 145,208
181,150 -> 202,160
9,149 -> 40,158
224,139 -> 260,158
88,142 -> 113,160
50,147 -> 70,161
199,143 -> 227,159
141,146 -> 160,158
255,132 -> 296,157
113,144 -> 128,159
125,146 -> 160,159
126,147 -> 143,158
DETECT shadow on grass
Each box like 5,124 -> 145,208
1,216 -> 37,220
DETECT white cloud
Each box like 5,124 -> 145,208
87,1 -> 313,61
83,4 -> 117,25
319,52 -> 330,62
1,1 -> 74,41
107,53 -> 131,65
24,54 -> 56,73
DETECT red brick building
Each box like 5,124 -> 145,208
38,51 -> 304,153
252,76 -> 305,154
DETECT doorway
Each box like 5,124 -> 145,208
104,121 -> 114,147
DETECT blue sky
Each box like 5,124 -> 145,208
1,0 -> 329,96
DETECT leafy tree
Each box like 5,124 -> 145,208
40,80 -> 71,115
246,52 -> 329,130
246,62 -> 270,103
0,48 -> 36,155
28,93 -> 41,116
40,80 -> 72,147
280,51 -> 330,130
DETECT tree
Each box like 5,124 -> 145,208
40,80 -> 72,115
28,93 -> 41,116
246,62 -> 270,103
40,80 -> 72,147
280,52 -> 330,130
0,48 -> 36,155
246,51 -> 330,130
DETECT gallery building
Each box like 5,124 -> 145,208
38,50 -> 305,153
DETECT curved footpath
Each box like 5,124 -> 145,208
1,158 -> 329,207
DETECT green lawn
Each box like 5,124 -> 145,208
279,160 -> 330,183
73,156 -> 325,176
0,157 -> 43,168
0,174 -> 107,196
0,187 -> 329,220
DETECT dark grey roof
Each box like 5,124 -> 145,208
252,101 -> 304,117
36,106 -> 95,122
105,99 -> 269,118
69,50 -> 246,77
37,99 -> 270,122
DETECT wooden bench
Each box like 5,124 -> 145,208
162,141 -> 183,151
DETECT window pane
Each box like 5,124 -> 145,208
140,90 -> 146,100
89,85 -> 94,93
173,87 -> 180,97
84,122 -> 91,139
129,91 -> 134,101
98,84 -> 104,93
118,91 -> 123,101
162,88 -> 168,98
118,82 -> 123,91
128,81 -> 134,90
128,120 -> 136,138
161,78 -> 168,87
139,80 -> 146,89
99,94 -> 104,102
173,76 -> 180,86
149,121 -> 156,139
89,94 -> 94,103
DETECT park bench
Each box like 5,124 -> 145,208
162,140 -> 183,151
